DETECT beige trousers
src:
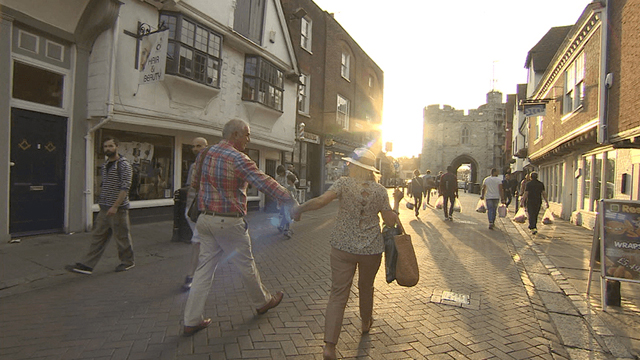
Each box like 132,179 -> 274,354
324,247 -> 382,344
183,214 -> 272,326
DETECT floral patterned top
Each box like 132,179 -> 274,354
328,177 -> 392,255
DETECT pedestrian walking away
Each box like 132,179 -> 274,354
520,171 -> 549,235
480,168 -> 504,230
439,166 -> 458,221
182,136 -> 208,291
182,119 -> 297,336
421,169 -> 436,206
408,169 -> 424,216
518,172 -> 531,211
291,148 -> 400,360
276,164 -> 297,238
502,172 -> 514,208
66,136 -> 135,275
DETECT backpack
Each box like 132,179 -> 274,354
441,173 -> 456,194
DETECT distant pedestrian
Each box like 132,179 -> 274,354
518,173 -> 531,210
480,168 -> 504,230
291,148 -> 400,360
276,165 -> 297,238
520,172 -> 549,235
439,166 -> 458,221
421,170 -> 436,205
182,119 -> 296,336
182,136 -> 208,291
409,169 -> 424,216
66,137 -> 135,274
502,173 -> 513,208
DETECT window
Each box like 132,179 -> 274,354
160,13 -> 222,88
242,55 -> 284,111
96,129 -> 174,201
534,116 -> 543,139
583,156 -> 591,210
341,53 -> 350,80
12,61 -> 64,107
234,0 -> 265,45
594,154 -> 602,209
337,95 -> 350,129
461,127 -> 469,144
563,52 -> 585,114
298,73 -> 309,114
301,17 -> 312,51
606,152 -> 616,199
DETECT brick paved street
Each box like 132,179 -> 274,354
1,192 -> 638,359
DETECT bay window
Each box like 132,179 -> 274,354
242,55 -> 284,111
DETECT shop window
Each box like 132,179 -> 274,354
594,154 -> 602,209
583,157 -> 591,210
244,148 -> 260,197
325,149 -> 348,186
12,61 -> 64,107
606,153 -> 616,199
242,55 -> 284,111
95,130 -> 174,202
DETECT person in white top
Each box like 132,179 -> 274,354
480,168 -> 504,230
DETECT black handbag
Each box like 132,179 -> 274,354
187,195 -> 199,222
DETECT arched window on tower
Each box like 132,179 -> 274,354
461,127 -> 469,144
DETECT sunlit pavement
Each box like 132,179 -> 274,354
0,192 -> 638,359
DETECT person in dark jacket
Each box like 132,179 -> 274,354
409,169 -> 424,216
520,172 -> 549,235
439,166 -> 458,221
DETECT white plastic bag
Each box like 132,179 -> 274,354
435,196 -> 444,209
513,207 -> 527,223
453,198 -> 462,212
542,208 -> 554,225
498,204 -> 507,218
475,199 -> 486,213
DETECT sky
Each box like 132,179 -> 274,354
311,0 -> 592,158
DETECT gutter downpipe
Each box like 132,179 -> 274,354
597,0 -> 609,145
84,14 -> 119,231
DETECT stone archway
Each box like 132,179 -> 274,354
449,155 -> 480,184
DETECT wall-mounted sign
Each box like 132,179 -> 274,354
302,132 -> 321,144
139,30 -> 168,85
523,104 -> 546,117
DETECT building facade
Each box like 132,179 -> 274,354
2,0 -> 300,239
421,91 -> 506,185
280,0 -> 384,197
523,1 -> 640,228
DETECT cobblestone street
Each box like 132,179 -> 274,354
1,192 -> 638,359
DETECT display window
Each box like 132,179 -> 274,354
244,148 -> 260,197
95,129 -> 174,202
325,149 -> 348,186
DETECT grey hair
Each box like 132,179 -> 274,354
222,119 -> 249,139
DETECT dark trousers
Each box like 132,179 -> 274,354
425,187 -> 433,204
412,192 -> 422,215
443,195 -> 455,218
504,192 -> 512,207
527,202 -> 542,230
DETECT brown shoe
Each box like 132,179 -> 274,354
256,291 -> 284,315
183,318 -> 211,336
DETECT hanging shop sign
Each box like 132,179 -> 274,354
139,30 -> 168,85
523,103 -> 546,117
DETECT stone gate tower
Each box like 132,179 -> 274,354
421,91 -> 506,184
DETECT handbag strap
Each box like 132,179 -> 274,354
192,145 -> 213,191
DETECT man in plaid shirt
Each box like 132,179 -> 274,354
183,119 -> 297,336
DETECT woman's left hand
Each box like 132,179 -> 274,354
291,204 -> 302,221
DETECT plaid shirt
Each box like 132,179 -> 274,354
192,140 -> 292,215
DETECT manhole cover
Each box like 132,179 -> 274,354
442,291 -> 470,305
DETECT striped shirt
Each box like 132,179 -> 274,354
192,140 -> 292,215
99,155 -> 132,209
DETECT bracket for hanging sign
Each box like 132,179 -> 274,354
124,21 -> 169,70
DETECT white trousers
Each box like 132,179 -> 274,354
183,214 -> 272,326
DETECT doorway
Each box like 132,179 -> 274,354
10,108 -> 67,236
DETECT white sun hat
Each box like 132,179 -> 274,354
342,148 -> 379,173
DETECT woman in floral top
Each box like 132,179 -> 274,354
292,148 -> 399,360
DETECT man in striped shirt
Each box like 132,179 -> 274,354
66,136 -> 135,274
183,119 -> 297,336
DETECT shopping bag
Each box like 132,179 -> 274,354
382,225 -> 401,283
542,208 -> 555,225
435,196 -> 444,209
187,194 -> 200,222
453,198 -> 462,212
475,199 -> 486,213
406,202 -> 414,210
513,207 -> 527,223
498,204 -> 507,218
394,227 -> 419,287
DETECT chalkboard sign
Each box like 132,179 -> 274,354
588,200 -> 640,310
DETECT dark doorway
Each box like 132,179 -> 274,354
263,159 -> 278,212
10,108 -> 67,236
